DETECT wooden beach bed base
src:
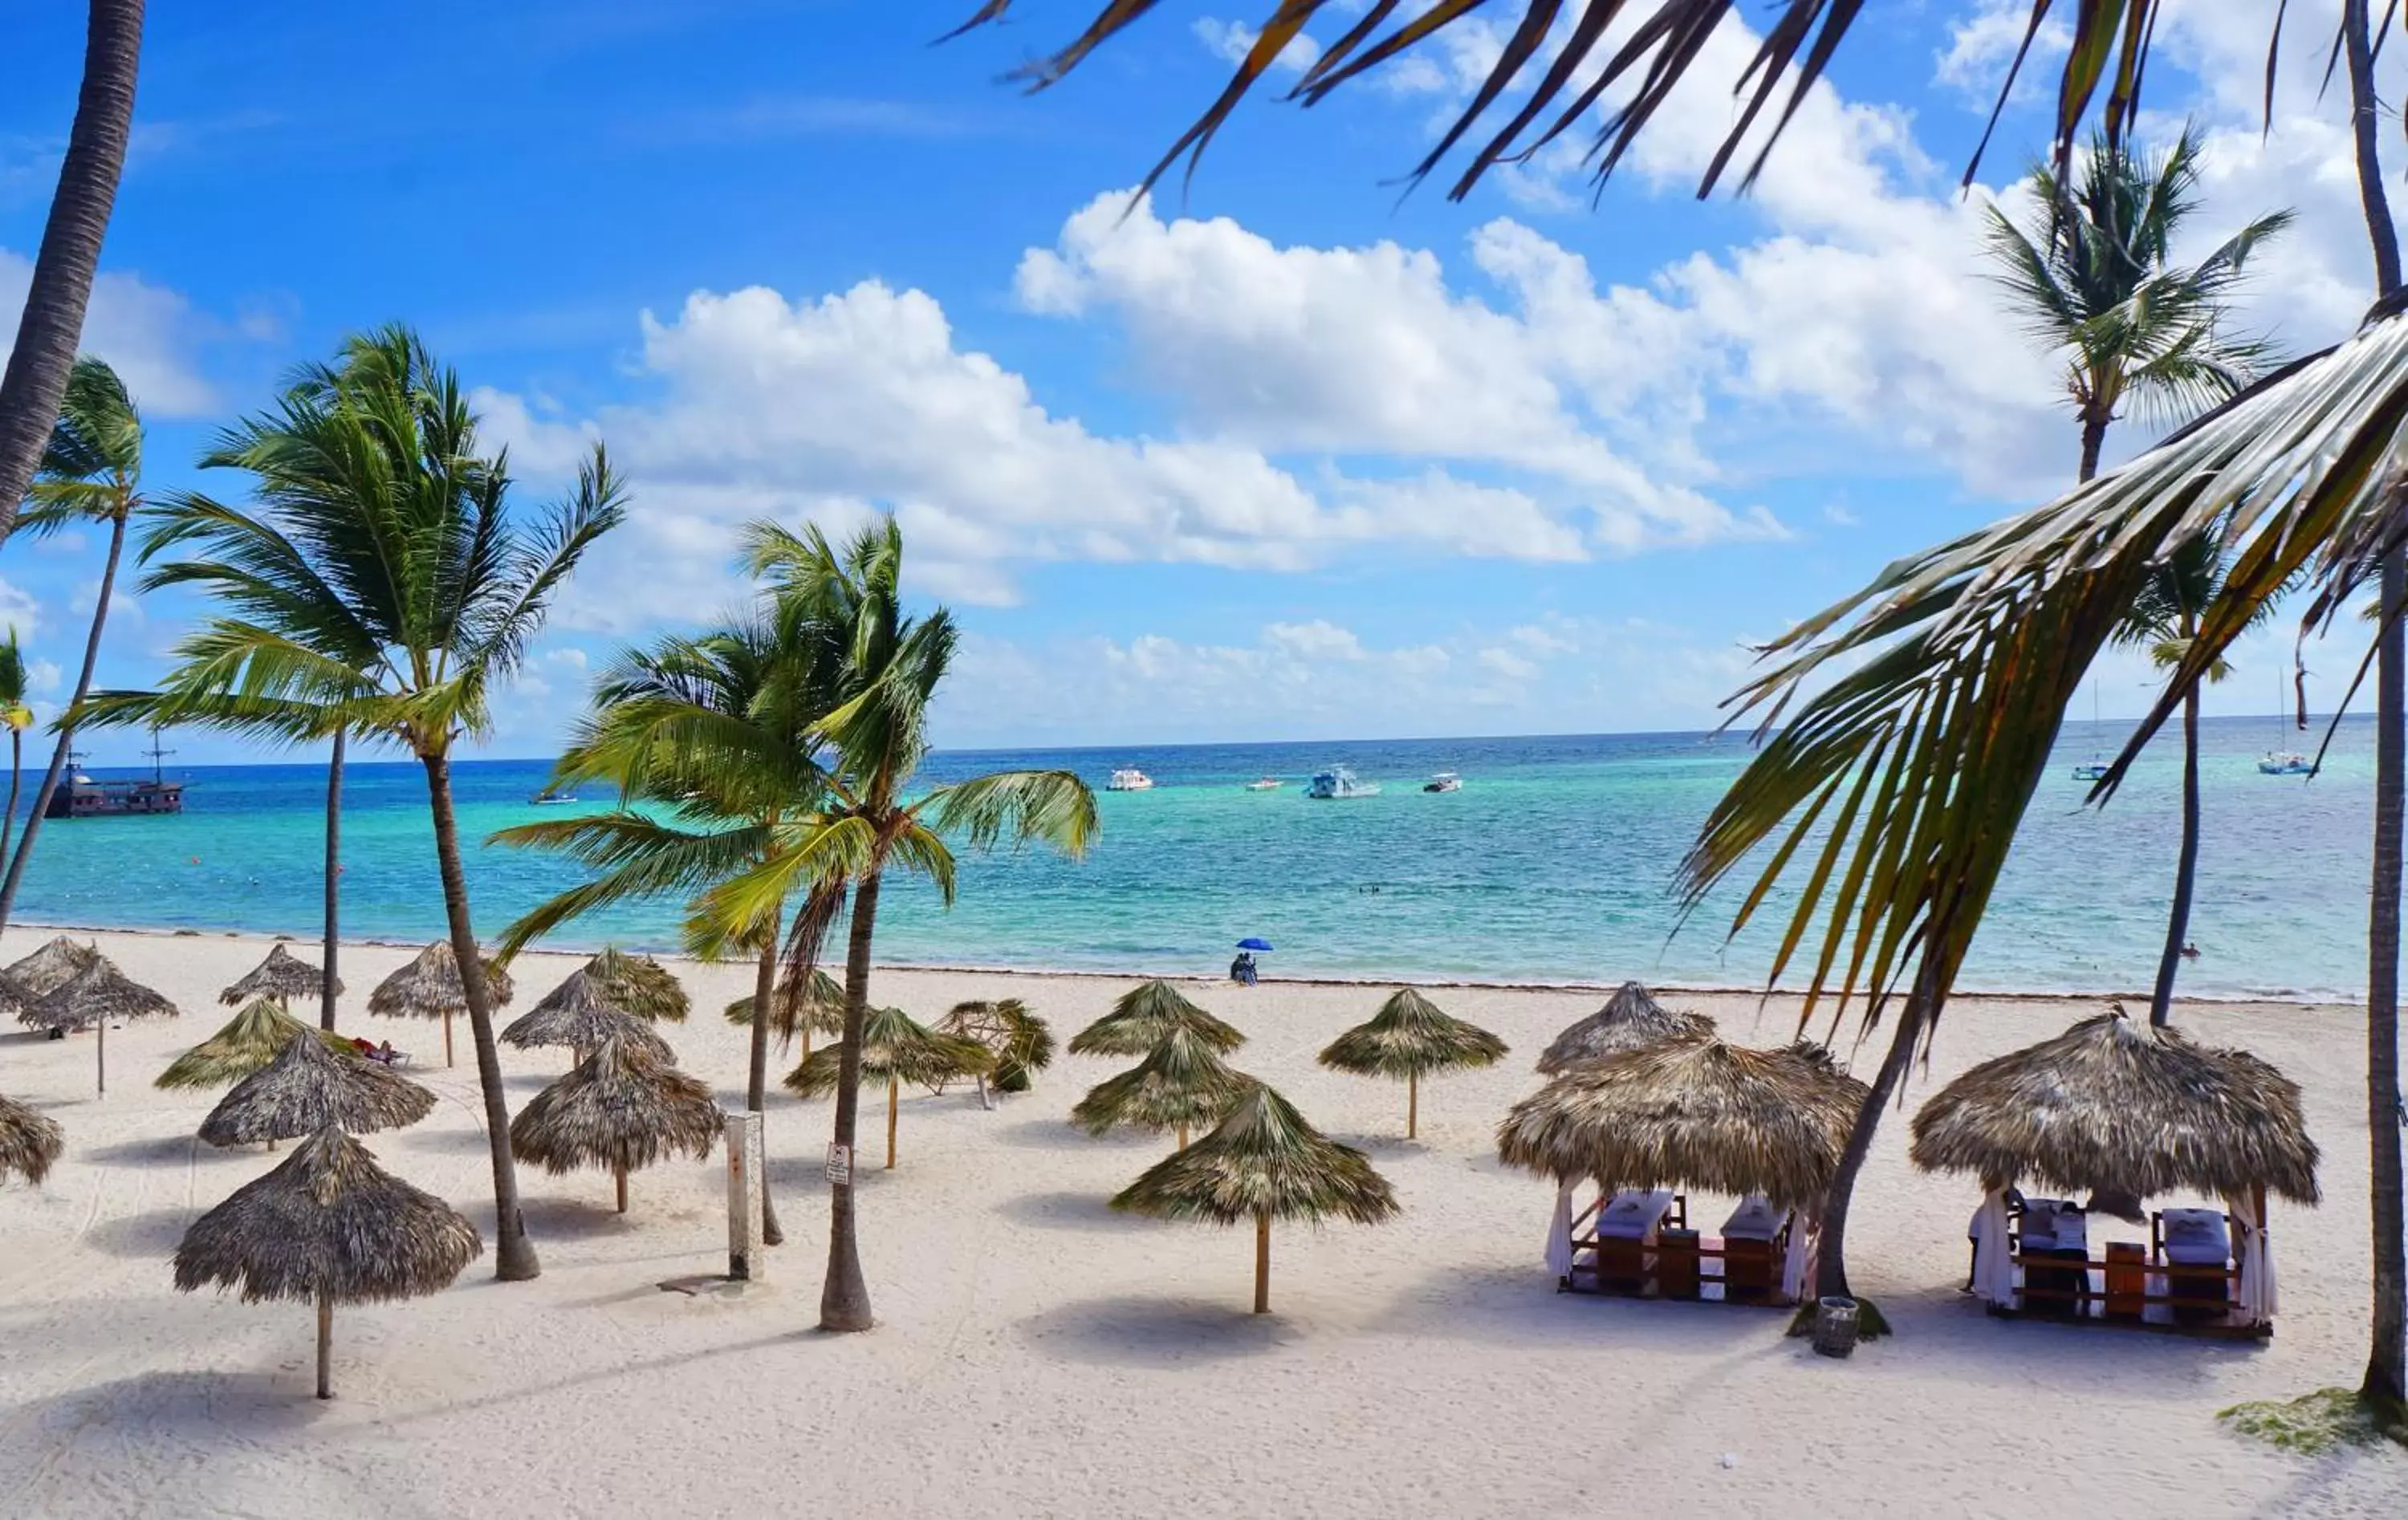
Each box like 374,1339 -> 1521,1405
1557,1193 -> 1797,1307
1990,1255 -> 2270,1341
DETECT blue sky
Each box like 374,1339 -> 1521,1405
0,2 -> 2395,762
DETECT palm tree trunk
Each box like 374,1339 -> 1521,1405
420,750 -> 539,1282
2345,0 -> 2406,1407
1814,960 -> 1936,1304
2,729 -> 21,866
320,730 -> 344,1032
820,869 -> 881,1332
2076,408 -> 2109,486
0,0 -> 142,550
0,512 -> 126,936
747,908 -> 783,1246
2148,632 -> 2203,1028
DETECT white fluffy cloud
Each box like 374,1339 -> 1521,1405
0,251 -> 220,416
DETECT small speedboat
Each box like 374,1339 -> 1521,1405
1244,777 -> 1283,791
2258,752 -> 2312,776
2069,762 -> 2109,782
1422,772 -> 1462,793
1107,767 -> 1155,792
1304,766 -> 1381,799
529,788 -> 576,805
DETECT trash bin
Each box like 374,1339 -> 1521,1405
1812,1295 -> 1860,1358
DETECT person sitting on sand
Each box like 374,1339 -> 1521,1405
1229,952 -> 1258,987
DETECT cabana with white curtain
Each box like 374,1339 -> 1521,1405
1910,1007 -> 2319,1341
1497,1036 -> 1869,1307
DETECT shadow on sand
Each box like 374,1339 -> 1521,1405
16,1369 -> 328,1438
1015,1293 -> 1299,1368
81,1206 -> 197,1260
992,1189 -> 1145,1235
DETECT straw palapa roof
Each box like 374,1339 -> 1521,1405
173,1125 -> 480,1304
1072,1025 -> 1258,1138
1496,1038 -> 1871,1210
159,997 -> 339,1090
1320,988 -> 1507,1079
1,1093 -> 63,1185
0,969 -> 35,1022
1112,1083 -> 1398,1227
365,941 -> 514,1019
6,935 -> 98,998
22,959 -> 178,1032
220,944 -> 343,1006
510,1035 -> 723,1178
1068,979 -> 1244,1058
539,947 -> 688,1022
199,1026 -> 437,1147
722,966 -> 845,1038
501,973 -> 676,1063
784,1006 -> 994,1097
1533,981 -> 1713,1075
1909,1008 -> 2321,1204
939,998 -> 1056,1091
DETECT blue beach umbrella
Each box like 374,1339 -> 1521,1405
1236,938 -> 1274,953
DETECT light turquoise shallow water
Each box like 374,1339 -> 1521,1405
8,720 -> 2374,1000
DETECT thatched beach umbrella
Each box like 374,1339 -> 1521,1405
25,958 -> 179,1096
785,1006 -> 994,1168
723,966 -> 846,1055
939,998 -> 1056,1095
6,934 -> 98,998
220,943 -> 343,1007
1073,1026 -> 1258,1148
1320,988 -> 1508,1139
173,1124 -> 481,1399
1909,1008 -> 2321,1205
1533,981 -> 1713,1075
0,969 -> 35,1023
544,947 -> 689,1022
510,1035 -> 723,1213
1497,1038 -> 1871,1210
200,1026 -> 437,1148
1068,979 -> 1244,1059
0,1092 -> 63,1185
1112,1083 -> 1397,1314
366,941 -> 514,1068
501,968 -> 677,1066
159,997 -> 336,1091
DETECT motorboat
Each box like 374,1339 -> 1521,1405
2258,752 -> 2312,776
2069,762 -> 2109,782
1243,777 -> 1283,791
1304,766 -> 1381,799
1107,767 -> 1156,792
529,786 -> 577,805
1422,772 -> 1462,793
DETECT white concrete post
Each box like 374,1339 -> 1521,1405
726,1111 -> 765,1281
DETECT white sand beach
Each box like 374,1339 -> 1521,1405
1,926 -> 2402,1518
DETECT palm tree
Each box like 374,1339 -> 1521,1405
704,516 -> 1097,1333
492,612 -> 835,1246
957,0 -> 2402,1410
0,356 -> 148,940
0,0 -> 142,551
0,628 -> 31,866
1984,128 -> 2288,482
125,325 -> 626,1282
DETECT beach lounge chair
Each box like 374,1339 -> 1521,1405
1588,1189 -> 1678,1295
1720,1196 -> 1784,1305
2156,1208 -> 2233,1324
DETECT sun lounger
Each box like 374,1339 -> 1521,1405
1718,1197 -> 1785,1304
2158,1208 -> 2232,1323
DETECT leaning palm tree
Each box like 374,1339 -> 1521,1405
1072,1024 -> 1255,1149
173,1125 -> 480,1400
1318,988 -> 1507,1140
0,626 -> 31,864
510,1035 -> 723,1215
784,1005 -> 994,1170
1069,979 -> 1243,1059
0,1091 -> 64,1186
129,325 -> 627,1282
0,0 -> 142,553
493,611 -> 837,1248
1984,128 -> 2288,482
0,356 -> 149,940
702,516 -> 1096,1333
1111,1083 -> 1397,1315
158,996 -> 332,1091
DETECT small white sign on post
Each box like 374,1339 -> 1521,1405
824,1144 -> 852,1187
726,1112 -> 765,1282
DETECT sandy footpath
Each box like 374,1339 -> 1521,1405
0,925 -> 2402,1518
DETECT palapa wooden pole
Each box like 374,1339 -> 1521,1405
442,1009 -> 454,1067
614,1160 -> 628,1213
96,1012 -> 105,1095
1407,1071 -> 1418,1140
1177,1121 -> 1190,1150
1253,1209 -> 1271,1314
885,1072 -> 899,1169
315,1290 -> 333,1400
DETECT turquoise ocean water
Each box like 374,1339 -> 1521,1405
9,719 -> 2375,1000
